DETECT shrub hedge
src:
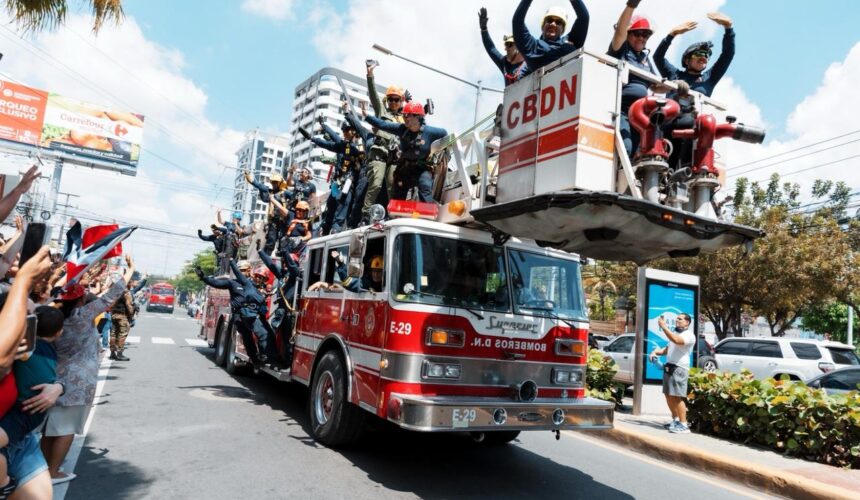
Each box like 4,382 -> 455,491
687,370 -> 860,468
586,348 -> 624,404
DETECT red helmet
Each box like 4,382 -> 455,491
402,101 -> 425,117
628,16 -> 653,34
252,265 -> 268,278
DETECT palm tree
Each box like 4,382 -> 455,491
6,0 -> 123,33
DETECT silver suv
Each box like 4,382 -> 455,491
714,338 -> 859,381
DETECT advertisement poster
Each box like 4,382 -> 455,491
643,280 -> 698,383
0,78 -> 144,171
0,80 -> 49,146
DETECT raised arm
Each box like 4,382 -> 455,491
198,229 -> 217,242
79,255 -> 136,321
319,120 -> 342,144
479,8 -> 505,73
366,66 -> 383,117
365,114 -> 405,134
0,247 -> 51,370
0,165 -> 39,224
131,278 -> 148,295
610,1 -> 639,53
345,110 -> 371,146
512,0 -> 537,57
229,260 -> 253,287
567,0 -> 590,49
270,197 -> 290,217
653,35 -> 677,78
708,14 -> 735,84
195,266 -> 232,289
258,249 -> 284,279
216,210 -> 225,225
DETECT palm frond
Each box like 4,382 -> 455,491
5,0 -> 123,33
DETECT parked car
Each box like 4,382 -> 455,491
599,333 -> 717,385
588,333 -> 612,350
805,367 -> 860,395
714,338 -> 859,381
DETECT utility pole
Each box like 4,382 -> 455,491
54,192 -> 80,249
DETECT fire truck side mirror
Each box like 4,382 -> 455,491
348,232 -> 366,278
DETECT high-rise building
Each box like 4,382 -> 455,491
232,130 -> 291,225
287,67 -> 386,189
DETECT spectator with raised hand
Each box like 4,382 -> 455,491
607,0 -> 658,157
40,254 -> 136,485
512,0 -> 589,74
0,166 -> 39,224
653,12 -> 735,98
479,7 -> 527,86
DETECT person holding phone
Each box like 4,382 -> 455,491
649,313 -> 695,434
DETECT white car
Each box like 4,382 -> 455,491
600,334 -> 636,384
714,338 -> 859,381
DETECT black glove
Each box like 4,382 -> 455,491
404,89 -> 413,102
197,229 -> 204,237
478,7 -> 488,30
627,0 -> 642,8
317,115 -> 325,126
299,127 -> 311,140
193,265 -> 204,278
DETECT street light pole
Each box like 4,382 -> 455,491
372,43 -> 503,126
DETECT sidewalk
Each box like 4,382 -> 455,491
588,408 -> 860,499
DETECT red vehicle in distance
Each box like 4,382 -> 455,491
147,282 -> 176,314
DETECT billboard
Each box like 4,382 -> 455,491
642,280 -> 698,383
0,79 -> 144,172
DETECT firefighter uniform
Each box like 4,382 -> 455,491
304,122 -> 364,235
366,74 -> 405,207
245,172 -> 292,254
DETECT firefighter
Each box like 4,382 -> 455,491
365,101 -> 448,203
340,102 -> 375,228
258,248 -> 301,362
653,12 -> 735,98
108,285 -> 137,361
197,225 -> 226,254
271,200 -> 312,258
243,170 -> 293,254
194,260 -> 276,368
512,0 -> 590,75
607,0 -> 658,157
300,118 -> 364,235
366,61 -> 405,205
478,8 -> 528,86
287,167 -> 317,214
331,251 -> 383,293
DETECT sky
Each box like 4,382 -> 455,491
0,0 -> 858,275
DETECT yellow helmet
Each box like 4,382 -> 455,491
385,85 -> 404,99
295,200 -> 310,211
370,256 -> 384,270
541,6 -> 568,30
270,173 -> 284,185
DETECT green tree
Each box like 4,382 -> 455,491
800,301 -> 859,345
6,0 -> 123,32
170,251 -> 216,295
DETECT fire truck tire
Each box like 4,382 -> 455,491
225,325 -> 249,376
309,351 -> 365,446
214,321 -> 228,367
474,431 -> 521,445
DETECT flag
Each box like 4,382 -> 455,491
65,225 -> 137,287
82,224 -> 124,258
62,220 -> 82,260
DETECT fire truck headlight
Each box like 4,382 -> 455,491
426,327 -> 465,348
422,360 -> 462,380
552,368 -> 584,386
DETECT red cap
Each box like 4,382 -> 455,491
402,101 -> 425,117
58,284 -> 86,301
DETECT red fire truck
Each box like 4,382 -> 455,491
147,282 -> 176,314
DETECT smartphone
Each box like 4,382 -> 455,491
23,313 -> 38,357
365,59 -> 378,67
20,222 -> 47,265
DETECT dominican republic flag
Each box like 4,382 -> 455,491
62,220 -> 83,260
65,225 -> 137,287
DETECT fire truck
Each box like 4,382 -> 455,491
199,50 -> 765,445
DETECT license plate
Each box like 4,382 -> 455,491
451,408 -> 477,428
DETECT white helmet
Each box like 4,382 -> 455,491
542,6 -> 569,30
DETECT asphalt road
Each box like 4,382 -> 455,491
63,309 -> 775,500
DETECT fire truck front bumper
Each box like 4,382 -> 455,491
387,394 -> 614,432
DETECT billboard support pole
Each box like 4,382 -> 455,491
632,266 -> 647,416
47,157 -> 63,242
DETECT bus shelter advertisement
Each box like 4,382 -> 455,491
0,78 -> 144,171
643,279 -> 698,383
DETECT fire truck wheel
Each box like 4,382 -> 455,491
309,351 -> 365,446
214,321 -> 228,367
475,431 -> 521,445
225,325 -> 249,376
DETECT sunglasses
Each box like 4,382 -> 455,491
504,42 -> 514,48
387,96 -> 402,102
629,30 -> 652,39
544,18 -> 564,26
691,51 -> 711,59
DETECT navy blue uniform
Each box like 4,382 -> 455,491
653,28 -> 735,98
481,30 -> 528,86
335,261 -> 379,293
513,0 -> 589,75
344,110 -> 376,228
364,115 -> 448,202
198,229 -> 225,254
248,177 -> 292,254
607,41 -> 658,156
200,260 -> 275,363
310,123 -> 364,235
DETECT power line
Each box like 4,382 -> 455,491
728,128 -> 860,171
728,137 -> 860,178
745,153 -> 860,182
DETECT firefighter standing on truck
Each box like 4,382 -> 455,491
109,286 -> 137,361
478,8 -> 528,86
512,0 -> 590,75
365,61 -> 405,210
243,169 -> 293,254
195,260 -> 276,368
271,199 -> 313,259
364,101 -> 448,203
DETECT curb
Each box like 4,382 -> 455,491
591,425 -> 857,500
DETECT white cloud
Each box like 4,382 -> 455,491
241,0 -> 297,21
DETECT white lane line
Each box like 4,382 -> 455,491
562,431 -> 767,500
151,337 -> 175,345
126,336 -> 140,344
185,338 -> 208,347
56,356 -> 112,499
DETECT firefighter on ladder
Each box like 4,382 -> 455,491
243,169 -> 293,254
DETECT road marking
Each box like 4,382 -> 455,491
126,336 -> 140,344
185,338 -> 209,347
562,431 -> 767,499
151,337 -> 176,345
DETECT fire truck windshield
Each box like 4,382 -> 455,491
393,234 -> 509,312
507,249 -> 587,322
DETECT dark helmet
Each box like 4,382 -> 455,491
682,41 -> 714,69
